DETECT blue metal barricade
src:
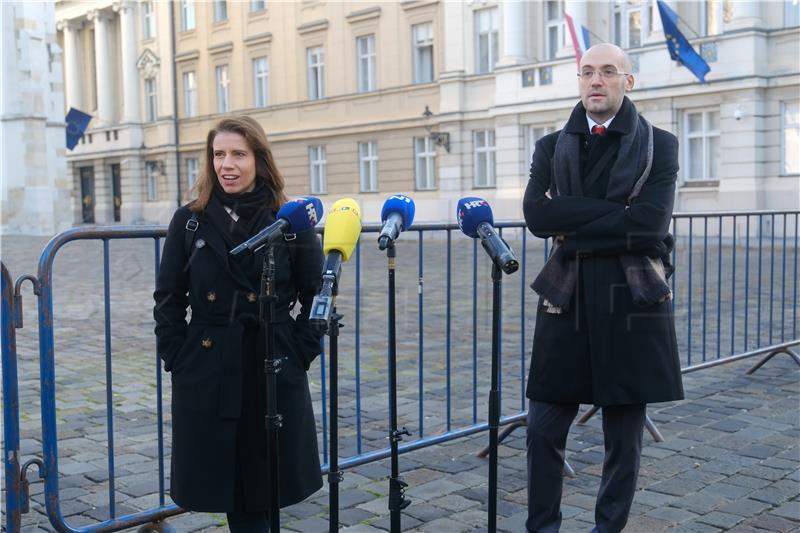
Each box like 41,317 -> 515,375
2,209 -> 797,531
2,262 -> 22,532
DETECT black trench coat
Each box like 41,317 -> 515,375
523,98 -> 684,407
154,204 -> 324,512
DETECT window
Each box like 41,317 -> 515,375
144,78 -> 157,121
357,34 -> 376,92
473,130 -> 496,188
309,146 -> 327,194
359,141 -> 378,192
613,0 -> 650,49
181,0 -> 195,31
782,101 -> 799,175
415,137 -> 436,190
183,71 -> 197,117
186,158 -> 199,191
527,125 -> 555,162
253,57 -> 269,108
213,0 -> 227,22
251,0 -> 266,12
142,1 -> 155,39
683,109 -> 720,181
307,47 -> 325,100
545,0 -> 564,60
474,8 -> 499,74
216,64 -> 230,113
146,161 -> 158,201
786,0 -> 800,27
412,22 -> 434,84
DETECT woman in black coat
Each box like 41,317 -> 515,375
154,116 -> 324,531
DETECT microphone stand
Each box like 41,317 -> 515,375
386,240 -> 410,532
327,296 -> 343,532
258,245 -> 282,532
487,262 -> 502,533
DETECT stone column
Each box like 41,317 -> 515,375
57,19 -> 83,111
726,1 -> 761,31
499,1 -> 526,66
88,8 -> 114,124
114,1 -> 140,123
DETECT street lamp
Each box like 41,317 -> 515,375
422,105 -> 450,153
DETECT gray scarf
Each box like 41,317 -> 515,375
532,98 -> 671,313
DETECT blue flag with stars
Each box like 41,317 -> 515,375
65,107 -> 92,150
657,0 -> 710,83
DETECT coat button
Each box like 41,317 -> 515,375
246,292 -> 257,303
201,337 -> 213,349
206,291 -> 216,302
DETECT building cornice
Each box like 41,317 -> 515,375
297,19 -> 329,34
346,6 -> 381,23
244,32 -> 273,46
400,0 -> 439,12
208,41 -> 234,55
175,49 -> 200,63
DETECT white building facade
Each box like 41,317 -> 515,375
47,0 -> 799,228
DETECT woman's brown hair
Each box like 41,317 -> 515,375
190,115 -> 288,213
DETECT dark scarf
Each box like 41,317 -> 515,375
532,97 -> 671,312
207,180 -> 275,282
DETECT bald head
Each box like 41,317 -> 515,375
580,43 -> 633,72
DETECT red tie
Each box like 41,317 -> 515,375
591,125 -> 606,136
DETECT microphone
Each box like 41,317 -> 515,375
230,197 -> 323,256
309,198 -> 363,331
457,197 -> 519,275
378,194 -> 415,250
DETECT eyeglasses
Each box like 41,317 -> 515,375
577,68 -> 631,80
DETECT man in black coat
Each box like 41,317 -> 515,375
523,43 -> 684,532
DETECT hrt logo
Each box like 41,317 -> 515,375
462,199 -> 487,210
389,195 -> 412,204
306,204 -> 318,224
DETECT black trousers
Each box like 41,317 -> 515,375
526,400 -> 646,533
226,511 -> 270,533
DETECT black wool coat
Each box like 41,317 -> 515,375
523,98 -> 685,406
154,204 -> 324,512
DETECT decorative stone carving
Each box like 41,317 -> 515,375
136,49 -> 161,79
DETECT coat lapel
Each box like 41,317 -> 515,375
195,211 -> 256,293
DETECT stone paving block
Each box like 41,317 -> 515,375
416,516 -> 472,532
633,489 -> 679,508
739,444 -> 784,460
769,500 -> 800,521
337,507 -> 378,527
428,494 -> 480,512
697,510 -> 747,529
623,514 -> 673,532
644,505 -> 701,524
718,498 -> 773,517
747,479 -> 799,505
647,477 -> 708,497
407,478 -> 465,501
339,524 -> 385,533
672,490 -> 732,514
285,516 -> 330,532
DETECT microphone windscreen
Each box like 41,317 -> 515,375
323,198 -> 362,262
380,194 -> 415,230
277,197 -> 323,232
457,197 -> 493,238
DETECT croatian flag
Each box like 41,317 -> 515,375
565,11 -> 591,67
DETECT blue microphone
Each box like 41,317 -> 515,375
230,197 -> 323,256
378,194 -> 415,250
457,197 -> 519,275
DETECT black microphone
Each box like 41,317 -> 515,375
457,197 -> 519,275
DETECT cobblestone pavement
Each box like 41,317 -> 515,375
1,232 -> 798,533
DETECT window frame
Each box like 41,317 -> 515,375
146,161 -> 159,201
682,108 -> 721,182
781,100 -> 800,176
183,70 -> 197,118
414,136 -> 437,191
701,0 -> 725,36
785,0 -> 800,27
612,0 -> 651,49
186,157 -> 199,192
473,129 -> 497,188
358,141 -> 379,192
545,0 -> 565,60
474,7 -> 499,74
307,46 -> 325,100
412,22 -> 434,84
216,64 -> 230,113
213,0 -> 228,23
142,1 -> 155,39
309,145 -> 327,194
253,56 -> 269,108
181,0 -> 195,31
144,77 -> 157,122
356,34 -> 377,93
250,0 -> 266,13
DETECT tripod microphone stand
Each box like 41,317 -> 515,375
384,240 -> 411,532
487,262 -> 502,533
258,245 -> 282,532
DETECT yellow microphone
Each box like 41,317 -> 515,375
310,198 -> 362,330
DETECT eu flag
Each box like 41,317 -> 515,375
65,107 -> 92,150
657,0 -> 711,83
